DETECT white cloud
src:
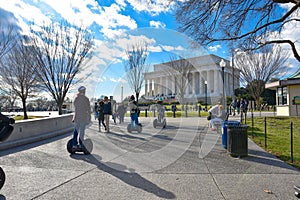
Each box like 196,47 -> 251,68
0,1 -> 137,39
110,77 -> 118,82
150,20 -> 166,28
150,44 -> 184,52
127,0 -> 175,16
115,0 -> 127,7
94,3 -> 137,39
208,44 -> 221,52
266,4 -> 300,70
40,0 -> 99,27
110,77 -> 127,83
0,0 -> 52,33
118,78 -> 127,83
148,45 -> 162,52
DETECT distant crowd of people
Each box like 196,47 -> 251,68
230,98 -> 248,116
93,96 -> 127,132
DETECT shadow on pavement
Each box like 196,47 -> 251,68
70,154 -> 176,199
106,131 -> 147,141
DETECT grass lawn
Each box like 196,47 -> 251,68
247,116 -> 300,170
13,115 -> 46,120
138,110 -> 209,118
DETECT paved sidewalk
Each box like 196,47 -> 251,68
0,117 -> 299,200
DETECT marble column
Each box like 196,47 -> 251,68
207,70 -> 213,94
149,79 -> 153,96
214,70 -> 219,95
144,79 -> 148,97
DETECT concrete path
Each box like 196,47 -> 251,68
0,116 -> 299,200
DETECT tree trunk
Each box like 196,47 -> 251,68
136,92 -> 140,105
22,99 -> 28,120
58,101 -> 63,115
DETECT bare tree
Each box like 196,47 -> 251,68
235,44 -> 289,109
162,55 -> 194,105
172,0 -> 300,62
123,41 -> 149,103
0,92 -> 17,111
0,23 -> 16,62
0,35 -> 41,119
31,21 -> 93,115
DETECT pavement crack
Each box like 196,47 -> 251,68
31,168 -> 96,200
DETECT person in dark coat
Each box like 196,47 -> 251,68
103,96 -> 112,132
97,101 -> 107,132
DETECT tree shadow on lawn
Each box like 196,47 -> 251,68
245,148 -> 300,172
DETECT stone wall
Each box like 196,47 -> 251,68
0,114 -> 74,150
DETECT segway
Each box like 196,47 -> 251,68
67,138 -> 93,155
0,113 -> 15,190
153,115 -> 166,128
153,101 -> 166,128
0,167 -> 5,190
295,185 -> 300,198
127,123 -> 142,133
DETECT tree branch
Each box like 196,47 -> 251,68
262,39 -> 300,62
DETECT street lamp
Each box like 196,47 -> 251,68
121,84 -> 123,102
219,59 -> 226,107
205,80 -> 208,111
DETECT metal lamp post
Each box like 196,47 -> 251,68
219,59 -> 226,107
205,80 -> 208,111
121,84 -> 123,102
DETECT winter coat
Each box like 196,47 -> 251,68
103,101 -> 112,115
73,94 -> 91,124
98,103 -> 105,120
129,100 -> 138,114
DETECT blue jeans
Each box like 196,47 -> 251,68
130,113 -> 139,126
72,122 -> 86,146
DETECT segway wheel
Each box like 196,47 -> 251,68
137,125 -> 142,133
82,138 -> 93,155
153,119 -> 157,128
67,139 -> 75,154
127,124 -> 132,133
295,185 -> 300,198
0,167 -> 5,190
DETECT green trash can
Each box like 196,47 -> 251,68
227,124 -> 249,157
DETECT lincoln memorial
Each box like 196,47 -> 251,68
143,54 -> 240,104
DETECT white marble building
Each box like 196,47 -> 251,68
144,54 -> 240,104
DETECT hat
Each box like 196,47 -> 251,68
78,86 -> 86,92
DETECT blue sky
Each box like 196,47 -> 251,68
0,0 -> 298,102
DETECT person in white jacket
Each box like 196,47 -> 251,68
210,105 -> 227,131
72,86 -> 91,148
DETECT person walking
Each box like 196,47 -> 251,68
94,102 -> 99,120
97,100 -> 107,132
72,86 -> 91,149
103,96 -> 112,132
231,99 -> 237,116
236,98 -> 241,115
117,103 -> 126,124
